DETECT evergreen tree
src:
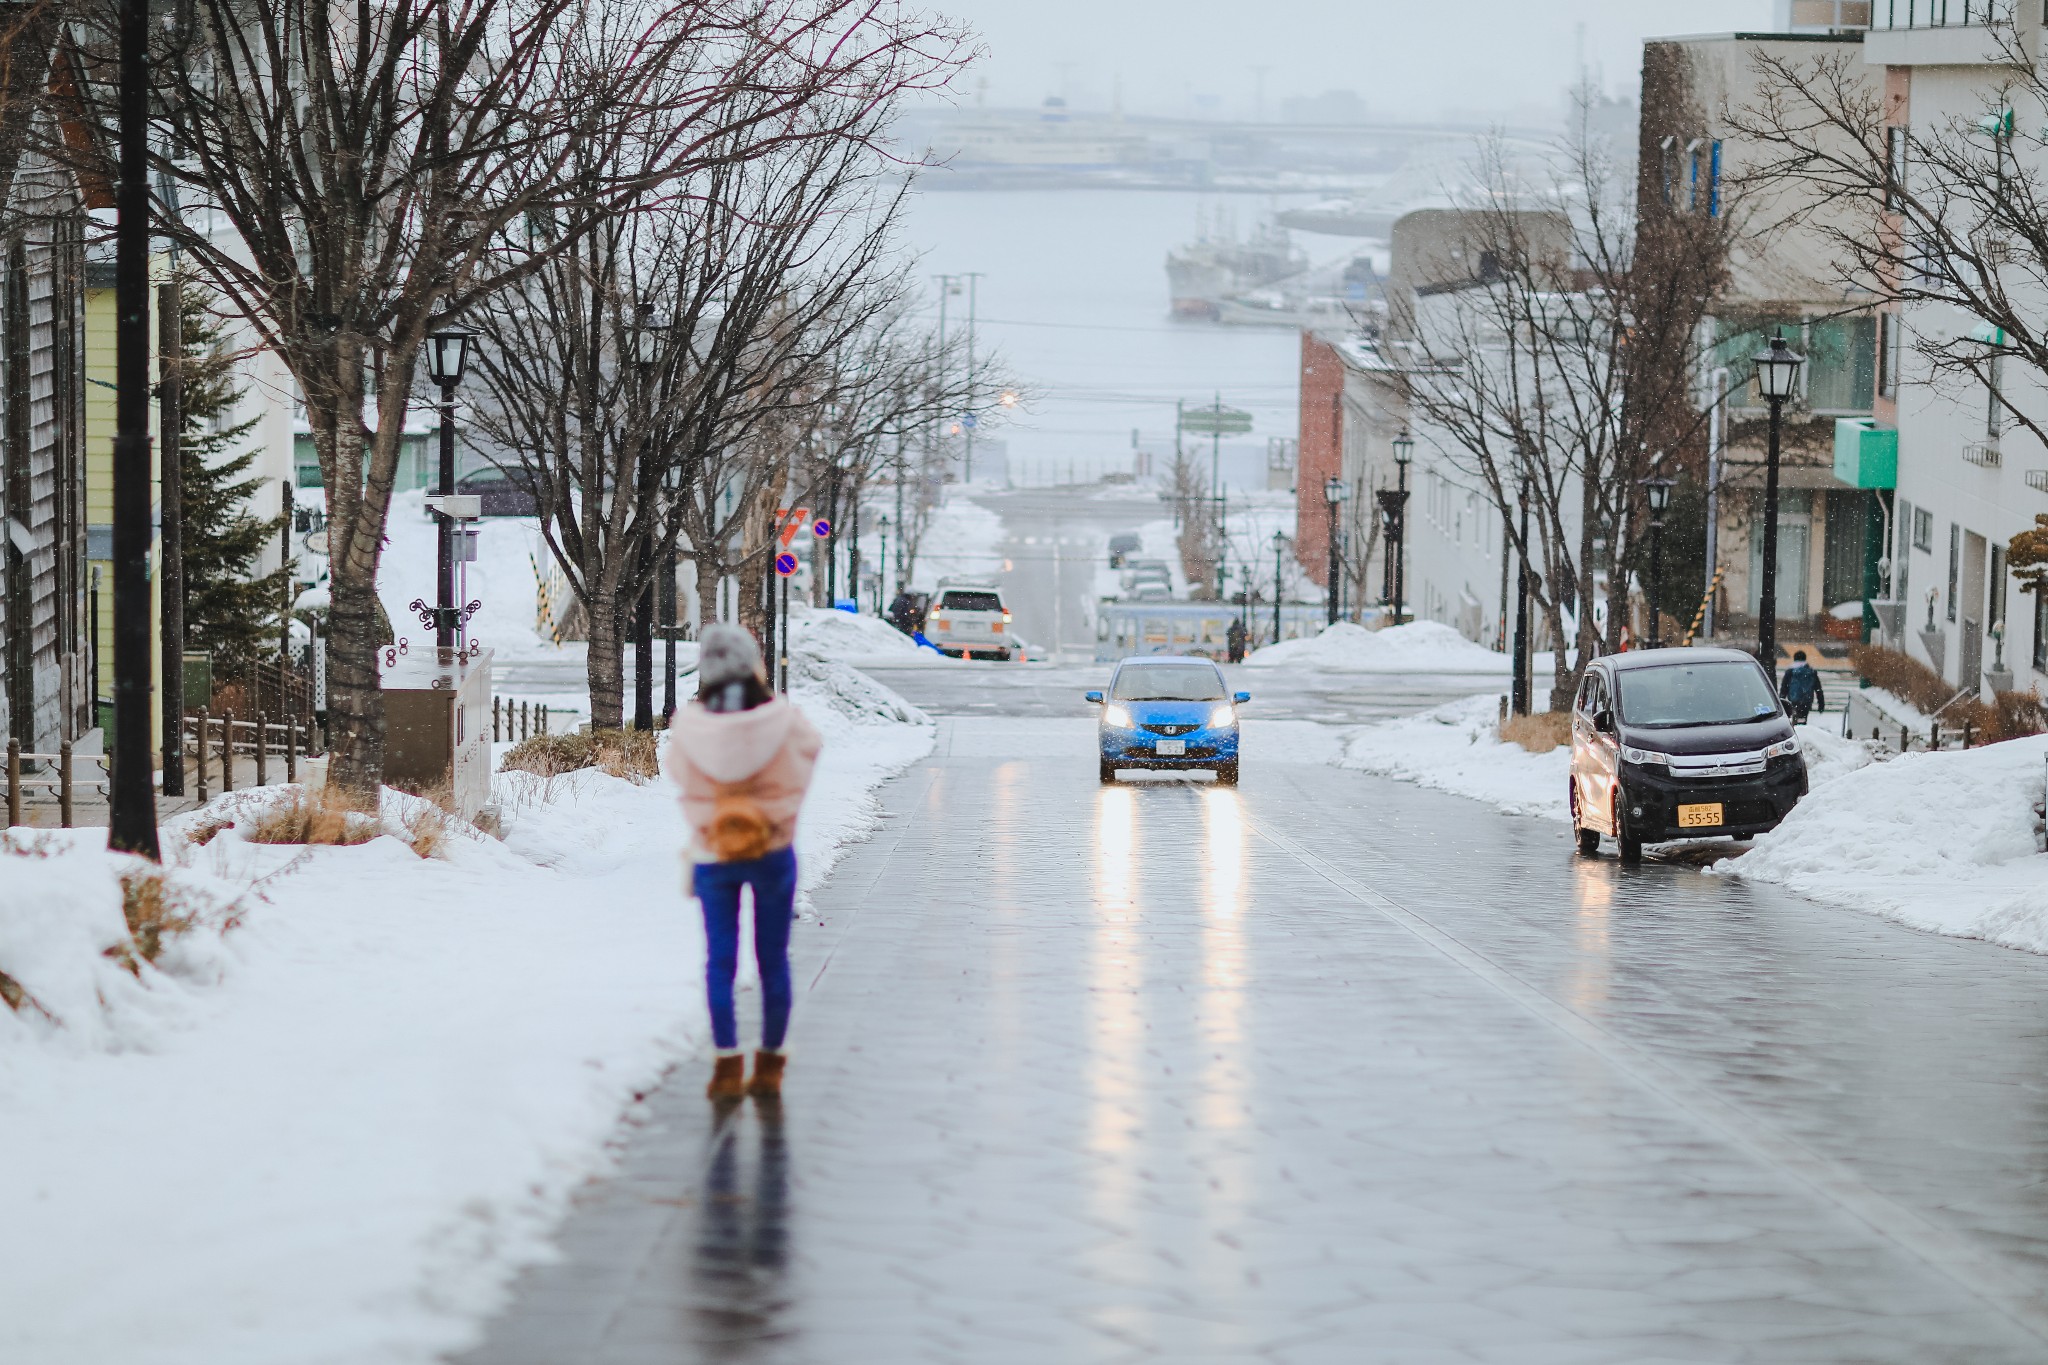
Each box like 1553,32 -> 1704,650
177,287 -> 291,673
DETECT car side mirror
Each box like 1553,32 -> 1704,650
1234,691 -> 1251,704
1593,709 -> 1615,735
1084,691 -> 1104,704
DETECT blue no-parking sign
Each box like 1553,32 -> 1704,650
775,552 -> 798,577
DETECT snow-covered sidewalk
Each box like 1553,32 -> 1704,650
0,661 -> 932,1365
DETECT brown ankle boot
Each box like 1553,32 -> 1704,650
706,1053 -> 747,1100
748,1050 -> 787,1098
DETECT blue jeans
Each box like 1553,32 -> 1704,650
693,846 -> 798,1052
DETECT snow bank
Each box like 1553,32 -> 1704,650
1246,620 -> 1511,674
786,602 -> 946,668
0,669 -> 934,1365
1724,736 -> 2048,953
1338,693 -> 1568,819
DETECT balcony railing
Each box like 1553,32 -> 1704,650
1876,0 -> 2010,27
2026,469 -> 2047,492
1962,441 -> 2002,466
1793,0 -> 1873,26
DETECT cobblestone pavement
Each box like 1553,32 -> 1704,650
456,723 -> 2048,1364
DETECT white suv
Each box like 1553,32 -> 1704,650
926,582 -> 1013,660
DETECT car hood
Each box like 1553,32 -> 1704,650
1118,700 -> 1223,726
1617,715 -> 1791,755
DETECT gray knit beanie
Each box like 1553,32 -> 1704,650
697,623 -> 766,689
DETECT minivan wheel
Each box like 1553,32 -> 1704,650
1576,827 -> 1600,857
1613,791 -> 1644,864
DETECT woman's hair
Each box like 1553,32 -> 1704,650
701,675 -> 773,713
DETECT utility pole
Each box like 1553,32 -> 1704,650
110,0 -> 158,856
1513,478 -> 1531,717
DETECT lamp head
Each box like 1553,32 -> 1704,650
1391,431 -> 1414,466
636,306 -> 669,368
1753,330 -> 1804,401
1324,475 -> 1349,505
424,328 -> 475,388
1272,528 -> 1287,548
1642,475 -> 1675,514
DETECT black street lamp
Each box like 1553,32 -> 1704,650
1752,332 -> 1804,682
632,307 -> 669,730
1512,474 -> 1532,716
1271,529 -> 1288,645
1379,432 -> 1414,625
1323,475 -> 1348,626
423,327 -> 474,651
1642,474 -> 1676,649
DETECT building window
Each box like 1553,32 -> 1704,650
1708,141 -> 1723,218
1660,136 -> 1676,208
1806,316 -> 1877,412
1894,498 -> 1912,603
1986,352 -> 2005,439
1948,522 -> 1960,622
1912,506 -> 1933,551
1688,140 -> 1703,212
1886,127 -> 1907,211
2035,588 -> 2046,672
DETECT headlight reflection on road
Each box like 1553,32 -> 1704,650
1090,783 -> 1143,1151
1197,786 -> 1252,1335
1566,857 -> 1613,1014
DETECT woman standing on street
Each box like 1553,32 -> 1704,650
663,625 -> 822,1101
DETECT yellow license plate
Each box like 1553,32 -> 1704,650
1678,803 -> 1724,829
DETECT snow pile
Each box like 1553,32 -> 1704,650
1246,620 -> 1511,674
1725,736 -> 2048,952
786,602 -> 942,667
0,669 -> 934,1365
1795,720 -> 1879,789
0,833 -> 241,1051
1338,693 -> 1568,819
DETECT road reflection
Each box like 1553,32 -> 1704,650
690,1102 -> 791,1357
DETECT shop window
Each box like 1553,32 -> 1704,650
1948,523 -> 1960,622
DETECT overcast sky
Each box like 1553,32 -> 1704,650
926,0 -> 1776,123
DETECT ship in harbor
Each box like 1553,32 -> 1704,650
1165,211 -> 1307,320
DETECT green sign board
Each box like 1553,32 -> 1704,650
1180,404 -> 1253,436
1832,418 -> 1897,490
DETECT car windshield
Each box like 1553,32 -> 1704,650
938,591 -> 1002,612
1617,661 -> 1780,728
1112,663 -> 1224,701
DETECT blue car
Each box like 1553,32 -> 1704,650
1086,655 -> 1250,786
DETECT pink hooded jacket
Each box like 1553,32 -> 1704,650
662,696 -> 823,861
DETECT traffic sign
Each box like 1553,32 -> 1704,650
1179,404 -> 1253,436
774,506 -> 811,547
812,519 -> 832,538
775,552 -> 798,577
960,413 -> 978,429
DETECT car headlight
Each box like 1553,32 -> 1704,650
1763,737 -> 1802,760
1102,704 -> 1133,729
1209,703 -> 1236,728
1620,745 -> 1674,766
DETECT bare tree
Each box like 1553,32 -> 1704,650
1394,101 -> 1728,708
1727,32 -> 2048,446
64,0 -> 968,797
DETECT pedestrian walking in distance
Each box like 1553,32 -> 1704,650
1779,649 -> 1825,725
1226,616 -> 1247,664
663,625 -> 822,1101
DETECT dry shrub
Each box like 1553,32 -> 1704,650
1849,643 -> 2045,744
1501,710 -> 1572,754
1849,644 -> 1955,715
184,815 -> 233,847
110,871 -> 199,972
471,806 -> 504,840
392,783 -> 457,859
500,729 -> 658,782
245,785 -> 378,846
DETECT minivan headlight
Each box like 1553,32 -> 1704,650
1620,745 -> 1674,767
1102,704 -> 1133,729
1762,737 -> 1802,760
1209,703 -> 1236,728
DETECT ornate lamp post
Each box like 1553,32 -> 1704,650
632,307 -> 672,729
1381,432 -> 1414,625
1753,332 -> 1804,683
423,328 -> 475,650
1323,475 -> 1348,626
1642,474 -> 1676,649
1512,474 -> 1531,716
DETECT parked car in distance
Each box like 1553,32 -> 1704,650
926,581 -> 1013,660
1107,533 -> 1142,568
1569,647 -> 1808,863
1086,656 -> 1249,785
455,465 -> 540,517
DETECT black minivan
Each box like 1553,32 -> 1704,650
1569,647 -> 1808,862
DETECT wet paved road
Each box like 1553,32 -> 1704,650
458,723 -> 2048,1364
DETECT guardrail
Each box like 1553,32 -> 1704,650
4,739 -> 98,827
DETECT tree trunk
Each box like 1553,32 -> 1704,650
324,554 -> 387,804
695,554 -> 723,635
585,589 -> 625,730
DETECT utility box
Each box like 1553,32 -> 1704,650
379,645 -> 493,820
182,652 -> 212,711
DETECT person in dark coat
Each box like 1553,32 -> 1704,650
1226,617 -> 1247,664
1779,650 -> 1825,724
